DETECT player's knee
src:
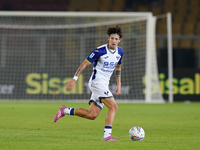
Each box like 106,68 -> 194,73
109,103 -> 118,112
90,116 -> 97,120
114,103 -> 118,112
87,115 -> 97,120
116,104 -> 118,111
86,113 -> 98,120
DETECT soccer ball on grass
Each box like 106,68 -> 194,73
129,126 -> 145,141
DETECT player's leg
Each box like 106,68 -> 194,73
74,102 -> 101,120
101,97 -> 118,141
54,102 -> 101,122
101,97 -> 118,125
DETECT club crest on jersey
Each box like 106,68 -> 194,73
104,91 -> 109,95
116,56 -> 120,60
89,53 -> 95,58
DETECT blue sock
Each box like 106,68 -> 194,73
64,108 -> 76,115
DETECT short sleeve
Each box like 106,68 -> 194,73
86,49 -> 101,63
117,48 -> 123,65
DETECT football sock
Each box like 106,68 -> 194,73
64,107 -> 76,115
103,125 -> 112,138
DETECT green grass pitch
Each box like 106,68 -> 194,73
0,101 -> 200,150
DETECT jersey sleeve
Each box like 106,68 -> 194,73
86,49 -> 101,63
117,48 -> 123,65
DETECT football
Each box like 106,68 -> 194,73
129,126 -> 145,141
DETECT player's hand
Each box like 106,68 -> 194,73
116,84 -> 121,96
66,79 -> 76,91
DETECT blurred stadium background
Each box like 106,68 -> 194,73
0,0 -> 200,102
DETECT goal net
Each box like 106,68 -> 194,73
0,11 -> 164,103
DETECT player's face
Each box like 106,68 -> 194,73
108,34 -> 121,50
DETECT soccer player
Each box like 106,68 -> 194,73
54,25 -> 123,141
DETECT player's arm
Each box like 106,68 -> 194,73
74,59 -> 91,77
115,64 -> 121,95
66,59 -> 91,91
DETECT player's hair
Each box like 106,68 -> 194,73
107,25 -> 123,39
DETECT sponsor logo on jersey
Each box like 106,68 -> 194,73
104,56 -> 109,59
89,53 -> 95,58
